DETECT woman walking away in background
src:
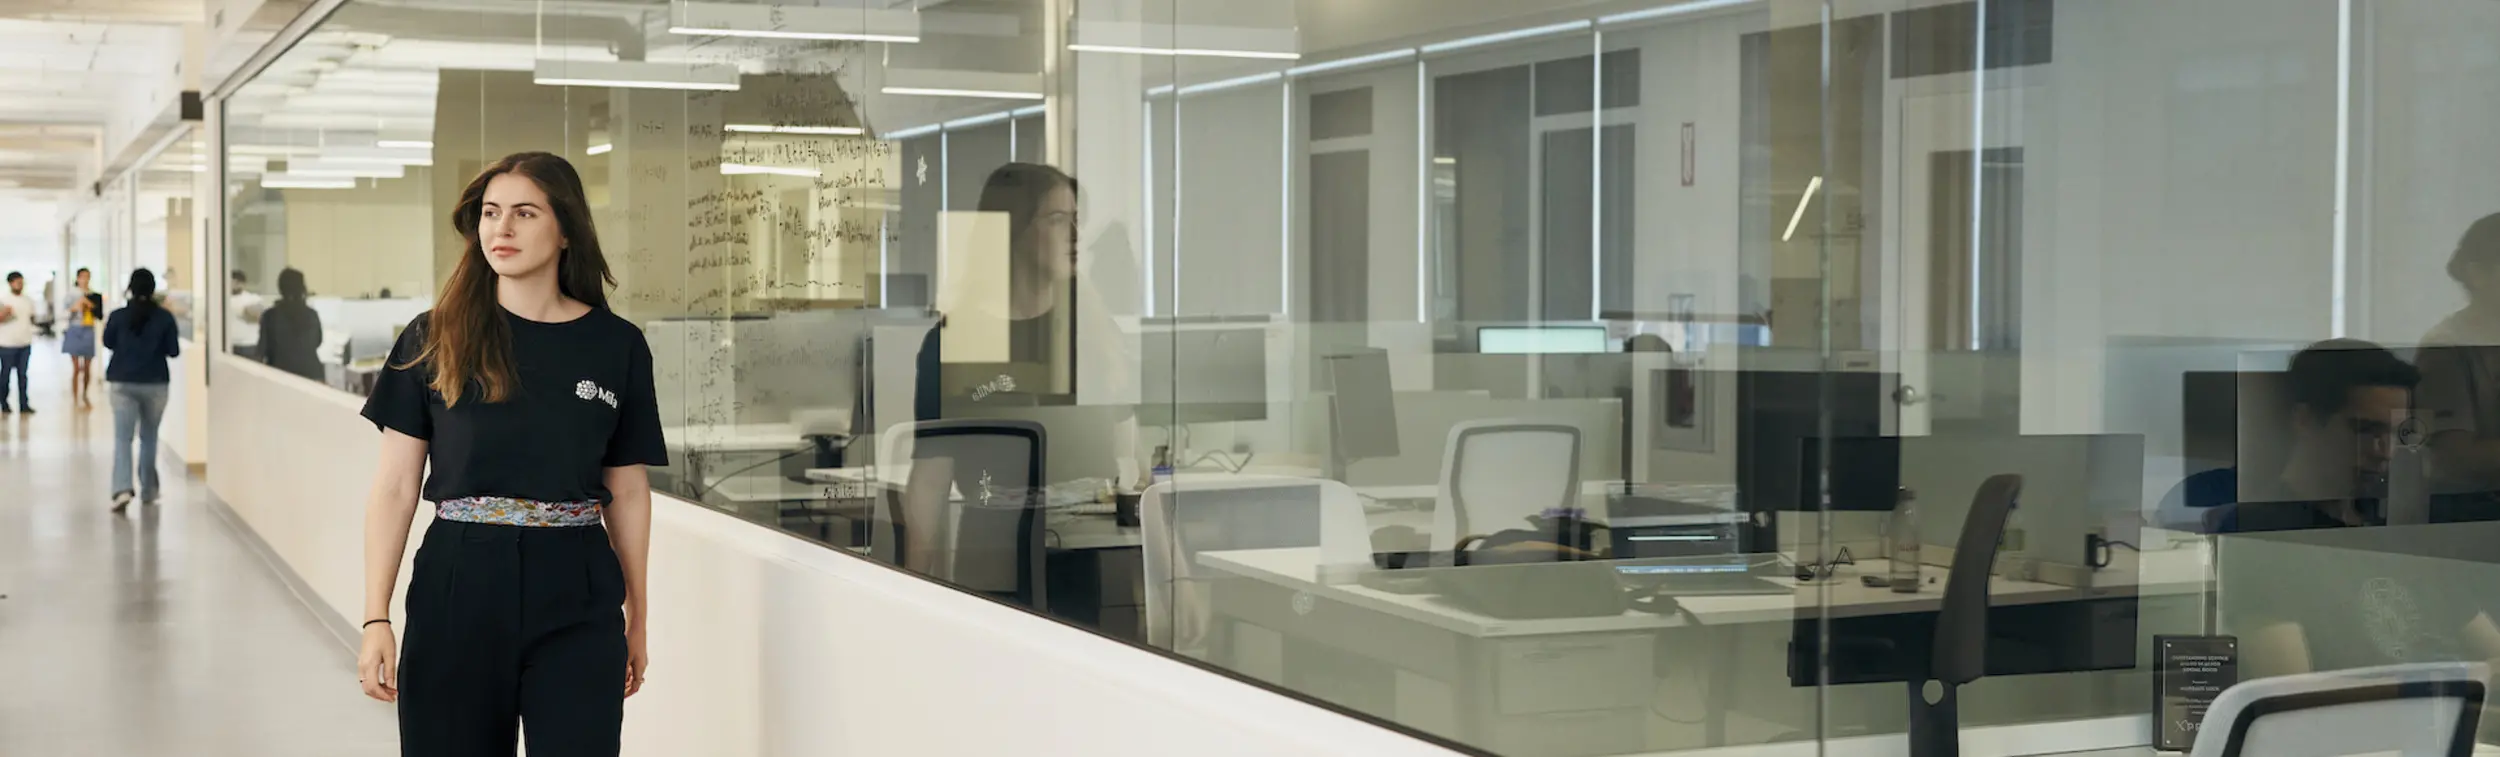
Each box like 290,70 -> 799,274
62,292 -> 99,409
103,269 -> 180,513
357,152 -> 664,757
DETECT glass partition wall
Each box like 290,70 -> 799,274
214,0 -> 2500,754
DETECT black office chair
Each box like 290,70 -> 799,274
887,419 -> 1050,610
1909,473 -> 2024,757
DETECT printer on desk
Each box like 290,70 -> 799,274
1606,484 -> 1748,559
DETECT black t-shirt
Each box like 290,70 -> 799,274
360,307 -> 669,505
2223,523 -> 2500,672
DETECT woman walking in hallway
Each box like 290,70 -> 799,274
63,291 -> 100,409
355,152 -> 665,757
102,269 -> 179,512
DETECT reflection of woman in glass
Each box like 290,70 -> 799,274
62,290 -> 100,409
258,268 -> 325,382
355,152 -> 666,757
902,163 -> 1139,585
917,162 -> 1084,418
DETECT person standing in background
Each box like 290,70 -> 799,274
61,292 -> 100,409
257,268 -> 324,382
102,269 -> 180,512
0,271 -> 33,414
228,269 -> 268,360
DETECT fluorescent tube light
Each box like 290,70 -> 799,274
1781,176 -> 1822,242
1597,0 -> 1761,26
671,25 -> 917,42
882,86 -> 1043,100
534,60 -> 740,91
263,176 -> 357,189
720,163 -> 822,178
587,143 -> 613,155
1068,43 -> 1299,61
286,162 -> 406,179
670,1 -> 920,43
1420,20 -> 1591,55
1011,105 -> 1045,118
1284,49 -> 1416,77
884,69 -> 1043,100
882,124 -> 941,140
724,124 -> 867,136
376,140 -> 433,149
318,146 -> 433,165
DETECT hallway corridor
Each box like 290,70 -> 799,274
0,341 -> 397,756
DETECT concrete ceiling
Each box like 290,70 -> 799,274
0,3 -> 193,194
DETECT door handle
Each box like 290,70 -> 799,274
1893,384 -> 1925,407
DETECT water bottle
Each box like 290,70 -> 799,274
1888,487 -> 1922,593
1150,445 -> 1174,489
1998,498 -> 2032,581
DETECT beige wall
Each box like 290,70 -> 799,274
277,170 -> 437,298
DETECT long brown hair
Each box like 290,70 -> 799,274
405,151 -> 614,406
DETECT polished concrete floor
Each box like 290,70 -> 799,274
0,338 -> 398,756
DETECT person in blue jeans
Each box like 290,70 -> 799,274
103,268 -> 181,513
0,270 -> 34,413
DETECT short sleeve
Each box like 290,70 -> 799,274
603,329 -> 670,467
2417,344 -> 2483,440
360,314 -> 435,440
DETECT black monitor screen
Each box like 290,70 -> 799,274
1737,370 -> 1895,513
1799,436 -> 1903,512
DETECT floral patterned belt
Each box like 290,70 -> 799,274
435,496 -> 603,528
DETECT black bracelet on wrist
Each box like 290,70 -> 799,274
362,619 -> 391,629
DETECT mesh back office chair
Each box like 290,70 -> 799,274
1138,475 -> 1368,656
1429,420 -> 1582,551
2189,662 -> 2486,757
874,420 -> 1049,610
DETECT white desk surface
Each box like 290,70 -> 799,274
1196,545 -> 2210,639
803,465 -> 1631,509
665,423 -> 805,451
699,476 -> 850,503
1046,512 -> 1140,551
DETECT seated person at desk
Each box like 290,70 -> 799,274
2165,341 -> 2500,675
2164,340 -> 2428,533
258,268 -> 325,382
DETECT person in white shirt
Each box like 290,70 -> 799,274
0,271 -> 35,413
227,269 -> 268,359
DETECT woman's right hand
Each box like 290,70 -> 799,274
359,623 -> 398,702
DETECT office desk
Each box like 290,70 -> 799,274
1192,546 -> 2210,756
667,423 -> 808,486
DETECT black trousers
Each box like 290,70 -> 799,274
399,520 -> 628,757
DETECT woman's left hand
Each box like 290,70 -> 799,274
625,625 -> 650,698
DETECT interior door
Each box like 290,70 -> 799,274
1886,81 -> 2041,437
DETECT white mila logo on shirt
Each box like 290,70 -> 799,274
575,380 -> 618,409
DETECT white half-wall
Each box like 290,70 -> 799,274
205,353 -> 1461,757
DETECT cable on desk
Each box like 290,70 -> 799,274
693,448 -> 808,500
2084,533 -> 2141,570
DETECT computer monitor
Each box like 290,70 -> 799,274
1323,349 -> 1401,468
1734,370 -> 1899,549
1798,436 -> 1905,512
1477,325 -> 1610,355
1138,326 -> 1269,426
